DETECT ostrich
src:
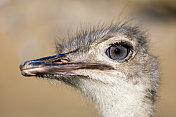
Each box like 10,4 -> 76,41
20,23 -> 159,117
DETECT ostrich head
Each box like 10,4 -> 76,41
20,24 -> 159,117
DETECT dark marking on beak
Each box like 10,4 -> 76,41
20,53 -> 114,77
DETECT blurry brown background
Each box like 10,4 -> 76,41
0,0 -> 176,117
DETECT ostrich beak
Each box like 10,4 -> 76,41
20,53 -> 113,77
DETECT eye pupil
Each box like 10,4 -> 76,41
106,44 -> 130,60
114,48 -> 121,55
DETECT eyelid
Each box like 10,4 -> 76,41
110,41 -> 133,50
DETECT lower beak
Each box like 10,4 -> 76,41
20,54 -> 113,77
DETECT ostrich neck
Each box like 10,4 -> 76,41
78,79 -> 154,117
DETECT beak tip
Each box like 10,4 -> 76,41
19,64 -> 24,71
20,71 -> 27,76
19,62 -> 37,76
20,69 -> 37,77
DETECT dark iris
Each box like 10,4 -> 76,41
106,44 -> 130,60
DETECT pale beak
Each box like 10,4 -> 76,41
20,53 -> 114,77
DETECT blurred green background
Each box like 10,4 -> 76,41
0,0 -> 176,117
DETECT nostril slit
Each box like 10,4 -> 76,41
53,59 -> 62,63
52,59 -> 69,63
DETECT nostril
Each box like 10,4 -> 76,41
61,59 -> 69,63
52,59 -> 69,63
52,59 -> 62,63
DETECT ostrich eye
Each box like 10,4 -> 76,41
106,44 -> 130,60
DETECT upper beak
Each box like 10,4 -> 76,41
20,53 -> 114,77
